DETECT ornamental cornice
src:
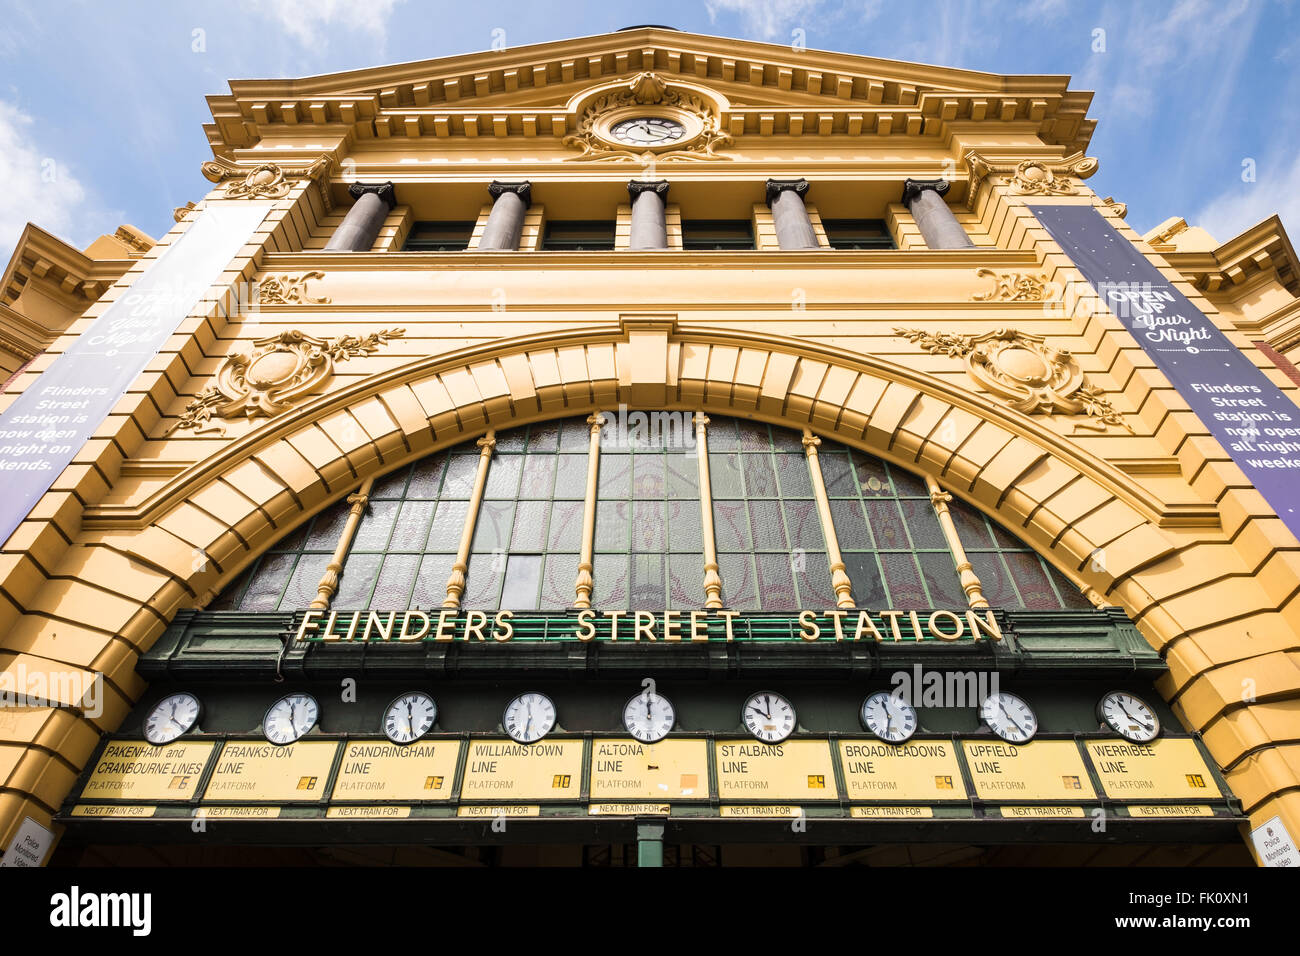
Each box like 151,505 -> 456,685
200,155 -> 335,211
964,149 -> 1099,200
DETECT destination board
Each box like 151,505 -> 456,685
588,803 -> 670,815
849,806 -> 935,818
1085,738 -> 1221,800
999,806 -> 1087,818
196,806 -> 281,819
962,740 -> 1098,800
203,740 -> 338,802
81,740 -> 216,802
721,806 -> 803,817
838,739 -> 968,801
326,806 -> 411,819
331,739 -> 462,801
460,739 -> 583,801
69,805 -> 156,818
1127,804 -> 1215,817
589,739 -> 708,800
715,739 -> 839,801
456,805 -> 540,818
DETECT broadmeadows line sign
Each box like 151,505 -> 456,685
295,607 -> 1005,644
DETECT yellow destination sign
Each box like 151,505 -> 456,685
197,806 -> 281,819
721,805 -> 803,817
80,740 -> 216,802
715,739 -> 839,801
1126,804 -> 1215,818
999,805 -> 1087,818
962,740 -> 1098,800
460,739 -> 583,801
70,805 -> 156,818
1085,738 -> 1220,800
589,738 -> 708,800
838,739 -> 968,801
456,805 -> 540,818
203,740 -> 339,802
849,805 -> 935,818
332,740 -> 462,802
588,803 -> 670,815
326,806 -> 411,819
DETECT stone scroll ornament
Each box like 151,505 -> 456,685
200,156 -> 333,204
895,327 -> 1133,434
563,71 -> 733,162
172,328 -> 403,436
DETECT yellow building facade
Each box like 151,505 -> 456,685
2,28 -> 1299,866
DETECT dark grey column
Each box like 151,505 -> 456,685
627,180 -> 669,250
765,179 -> 819,250
479,181 -> 532,251
323,182 -> 396,252
901,179 -> 974,250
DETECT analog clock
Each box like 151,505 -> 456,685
979,692 -> 1038,744
144,692 -> 202,745
860,691 -> 918,744
622,690 -> 675,743
742,691 -> 796,743
384,691 -> 438,745
1097,691 -> 1160,742
609,116 -> 686,146
263,693 -> 319,745
503,692 -> 556,744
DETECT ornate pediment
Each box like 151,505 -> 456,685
203,28 -> 1095,152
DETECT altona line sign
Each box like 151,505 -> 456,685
294,607 -> 1005,644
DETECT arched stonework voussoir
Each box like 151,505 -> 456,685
116,321 -> 1187,639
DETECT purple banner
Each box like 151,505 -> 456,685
0,203 -> 272,548
1031,204 -> 1300,542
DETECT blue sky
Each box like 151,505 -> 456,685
2,0 -> 1297,261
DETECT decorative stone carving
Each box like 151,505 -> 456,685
971,268 -> 1052,302
563,73 -> 732,162
257,272 -> 331,305
200,156 -> 333,208
172,328 -> 403,435
112,226 -> 153,255
894,327 -> 1132,434
964,150 -> 1099,197
1101,196 -> 1128,219
173,202 -> 196,222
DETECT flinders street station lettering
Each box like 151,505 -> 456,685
294,607 -> 1005,644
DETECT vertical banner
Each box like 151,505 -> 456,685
0,203 -> 272,548
1031,204 -> 1300,542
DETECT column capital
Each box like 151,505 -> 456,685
765,178 -> 810,205
347,181 -> 397,209
488,180 -> 532,207
628,179 -> 670,199
901,178 -> 951,206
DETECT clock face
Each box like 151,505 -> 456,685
1098,691 -> 1160,742
742,691 -> 796,743
860,691 -> 917,744
384,692 -> 438,745
263,693 -> 319,745
144,692 -> 201,745
610,116 -> 686,146
623,690 -> 675,743
503,692 -> 556,744
979,692 -> 1038,744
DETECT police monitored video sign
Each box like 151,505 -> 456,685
1031,204 -> 1300,543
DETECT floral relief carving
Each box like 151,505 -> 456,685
964,150 -> 1099,198
971,269 -> 1053,302
895,327 -> 1133,434
171,328 -> 403,436
257,272 -> 331,305
563,72 -> 733,162
200,156 -> 333,203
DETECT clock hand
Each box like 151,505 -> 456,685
1118,701 -> 1151,729
999,701 -> 1026,736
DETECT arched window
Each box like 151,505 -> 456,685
211,413 -> 1091,612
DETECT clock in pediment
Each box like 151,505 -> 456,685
564,72 -> 732,161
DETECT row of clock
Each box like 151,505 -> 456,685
143,688 -> 1162,748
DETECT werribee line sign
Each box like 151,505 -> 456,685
294,607 -> 1005,644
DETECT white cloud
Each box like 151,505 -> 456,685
704,0 -> 825,41
1194,149 -> 1300,245
0,99 -> 92,260
240,0 -> 406,50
